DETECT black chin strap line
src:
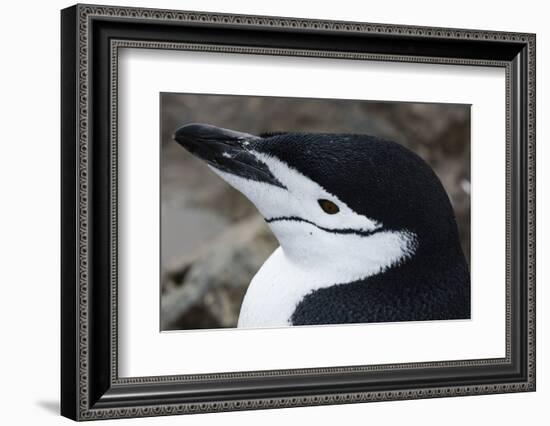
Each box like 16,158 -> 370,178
265,216 -> 385,237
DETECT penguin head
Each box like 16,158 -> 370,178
174,123 -> 462,276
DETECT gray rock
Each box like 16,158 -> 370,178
161,216 -> 278,330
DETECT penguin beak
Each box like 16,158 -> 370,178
174,123 -> 285,189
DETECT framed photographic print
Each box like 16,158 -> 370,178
61,4 -> 536,421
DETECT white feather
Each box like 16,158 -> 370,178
238,227 -> 415,328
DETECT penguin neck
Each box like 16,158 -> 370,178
269,221 -> 418,286
279,244 -> 392,285
238,226 -> 416,328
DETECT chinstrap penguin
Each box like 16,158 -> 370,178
174,123 -> 470,328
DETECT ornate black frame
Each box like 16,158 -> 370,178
61,4 -> 536,421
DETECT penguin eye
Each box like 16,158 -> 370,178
318,199 -> 340,215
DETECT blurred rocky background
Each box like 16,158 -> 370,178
160,93 -> 470,331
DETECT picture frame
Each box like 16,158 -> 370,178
61,3 -> 536,421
